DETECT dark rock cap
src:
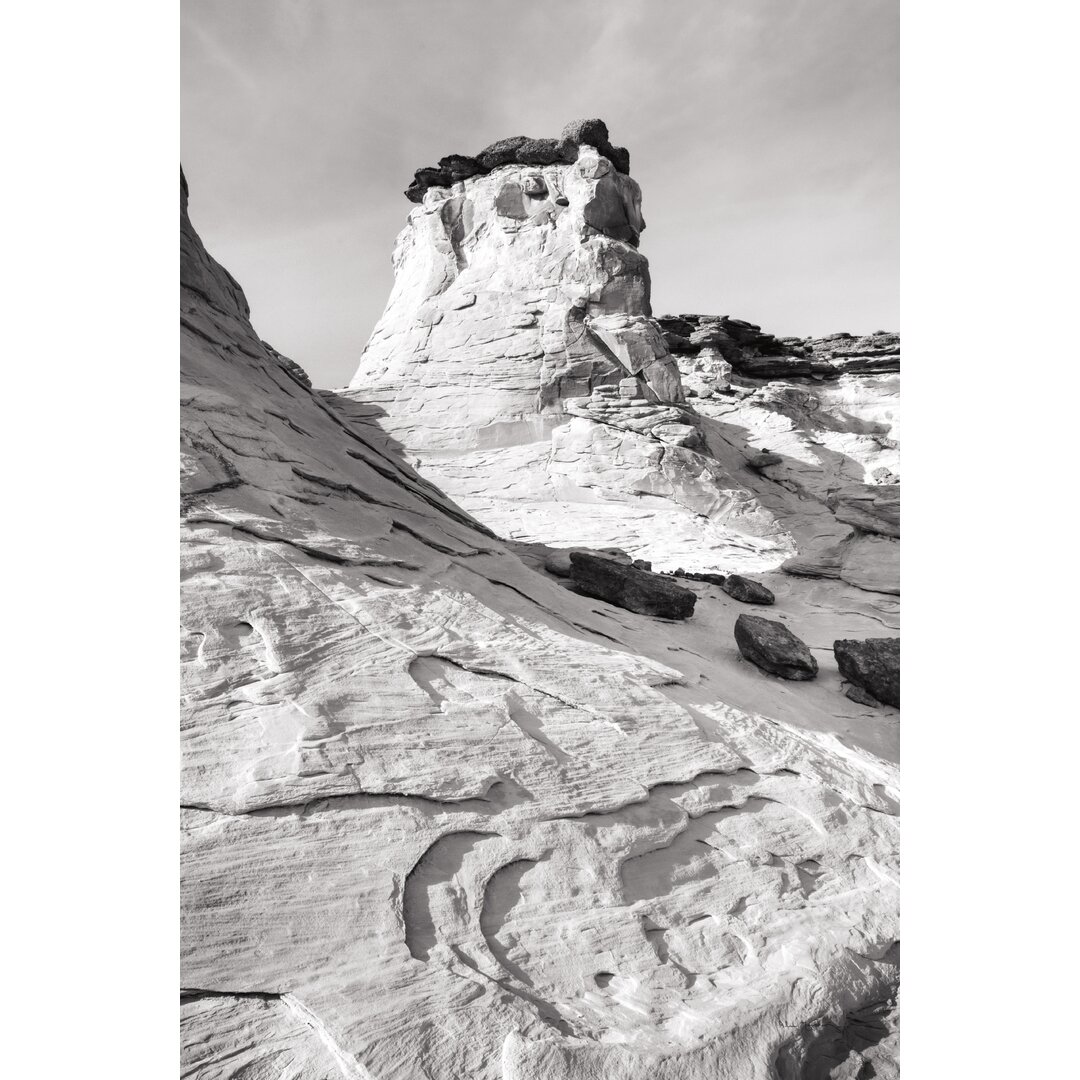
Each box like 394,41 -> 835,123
405,119 -> 631,202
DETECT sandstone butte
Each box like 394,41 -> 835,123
180,120 -> 900,1080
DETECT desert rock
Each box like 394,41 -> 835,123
834,637 -> 901,707
721,574 -> 775,605
568,551 -> 697,618
734,614 -> 819,680
181,144 -> 899,1079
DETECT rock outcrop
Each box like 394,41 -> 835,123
733,615 -> 820,680
342,122 -> 797,574
182,135 -> 899,1080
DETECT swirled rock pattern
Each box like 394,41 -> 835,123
181,136 -> 899,1079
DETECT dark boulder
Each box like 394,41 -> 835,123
560,118 -> 610,148
570,552 -> 696,619
747,450 -> 783,471
515,137 -> 565,166
476,135 -> 530,170
833,638 -> 899,707
404,165 -> 454,203
721,575 -> 775,605
734,615 -> 818,680
606,145 -> 631,174
670,569 -> 728,587
438,154 -> 485,183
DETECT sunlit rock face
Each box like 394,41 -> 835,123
181,169 -> 899,1080
350,143 -> 676,448
344,127 -> 803,572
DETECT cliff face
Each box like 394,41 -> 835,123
181,160 -> 899,1080
349,141 -> 677,450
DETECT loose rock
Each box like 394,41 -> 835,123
734,615 -> 818,680
569,552 -> 696,619
833,637 -> 900,707
721,574 -> 775,605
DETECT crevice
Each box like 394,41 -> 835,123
181,987 -> 281,1002
183,514 -> 424,570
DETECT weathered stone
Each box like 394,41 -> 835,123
521,173 -> 548,197
181,165 -> 899,1080
569,552 -> 697,618
438,153 -> 484,183
560,117 -> 609,148
607,144 -> 631,174
734,615 -> 818,680
475,134 -> 528,170
834,637 -> 900,707
721,574 -> 775,605
495,180 -> 528,219
828,485 -> 901,538
670,569 -> 728,587
515,137 -> 563,166
543,546 -> 632,577
747,450 -> 783,470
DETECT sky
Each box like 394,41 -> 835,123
181,0 -> 898,389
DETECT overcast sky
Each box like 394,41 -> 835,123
182,0 -> 898,388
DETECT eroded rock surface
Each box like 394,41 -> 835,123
181,151 -> 899,1079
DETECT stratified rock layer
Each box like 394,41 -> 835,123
181,166 -> 899,1079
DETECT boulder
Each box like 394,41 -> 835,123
734,615 -> 818,680
560,118 -> 610,148
670,569 -> 728,587
515,137 -> 564,166
747,450 -> 783,470
437,154 -> 484,183
833,638 -> 900,707
569,552 -> 697,619
544,546 -> 632,578
606,144 -> 631,174
721,575 -> 775,605
475,135 -> 529,170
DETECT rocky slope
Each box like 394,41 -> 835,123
180,119 -> 900,1080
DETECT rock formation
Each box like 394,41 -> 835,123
341,125 -> 798,574
181,113 -> 900,1079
